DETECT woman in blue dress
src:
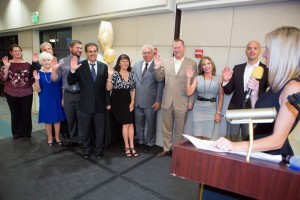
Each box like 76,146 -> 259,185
212,26 -> 300,155
33,52 -> 66,146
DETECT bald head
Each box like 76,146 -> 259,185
245,41 -> 261,64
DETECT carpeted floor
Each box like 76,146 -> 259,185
0,130 -> 254,200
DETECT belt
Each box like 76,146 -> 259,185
65,90 -> 80,94
197,96 -> 216,103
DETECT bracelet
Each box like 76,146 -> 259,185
217,111 -> 221,114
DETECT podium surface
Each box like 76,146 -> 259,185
171,140 -> 300,200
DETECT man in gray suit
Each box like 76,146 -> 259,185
51,40 -> 84,149
154,39 -> 197,157
134,45 -> 164,152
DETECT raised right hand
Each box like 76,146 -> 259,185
70,56 -> 82,72
186,66 -> 194,78
32,52 -> 39,62
222,66 -> 233,82
2,56 -> 10,68
51,57 -> 60,70
154,55 -> 162,67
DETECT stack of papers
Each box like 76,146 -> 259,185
182,134 -> 282,163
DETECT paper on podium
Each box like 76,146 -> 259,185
183,134 -> 281,163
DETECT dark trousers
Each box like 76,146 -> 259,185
64,92 -> 82,144
81,111 -> 106,154
6,93 -> 33,137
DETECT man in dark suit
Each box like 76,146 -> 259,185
67,43 -> 110,159
222,41 -> 268,141
133,45 -> 164,152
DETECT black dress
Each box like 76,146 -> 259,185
254,78 -> 300,155
111,71 -> 135,124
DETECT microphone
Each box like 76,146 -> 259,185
243,66 -> 264,108
223,107 -> 277,124
282,155 -> 300,171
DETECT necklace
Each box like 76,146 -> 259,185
119,71 -> 129,81
44,72 -> 51,83
203,74 -> 213,97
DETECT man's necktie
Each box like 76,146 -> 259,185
91,63 -> 96,81
142,62 -> 148,78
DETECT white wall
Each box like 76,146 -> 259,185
0,0 -> 174,32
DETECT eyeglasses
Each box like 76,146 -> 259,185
142,52 -> 152,55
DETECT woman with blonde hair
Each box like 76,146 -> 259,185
212,26 -> 300,155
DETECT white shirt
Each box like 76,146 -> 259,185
142,59 -> 153,72
88,60 -> 97,75
243,60 -> 260,91
174,56 -> 185,75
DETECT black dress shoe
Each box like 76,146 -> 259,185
96,153 -> 104,159
156,150 -> 172,157
66,142 -> 79,148
13,135 -> 23,140
143,145 -> 152,152
83,154 -> 90,159
80,145 -> 85,152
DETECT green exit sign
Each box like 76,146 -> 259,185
31,12 -> 39,24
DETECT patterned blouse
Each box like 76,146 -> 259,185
0,62 -> 34,97
111,71 -> 135,91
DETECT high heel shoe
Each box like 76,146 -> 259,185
130,148 -> 138,157
56,141 -> 63,146
125,148 -> 132,157
48,143 -> 53,147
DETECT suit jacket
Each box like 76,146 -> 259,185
154,56 -> 197,111
67,60 -> 110,113
134,60 -> 164,108
223,62 -> 268,109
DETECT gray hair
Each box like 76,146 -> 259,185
39,52 -> 53,65
40,42 -> 52,51
141,45 -> 154,52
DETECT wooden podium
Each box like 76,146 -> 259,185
171,140 -> 300,200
